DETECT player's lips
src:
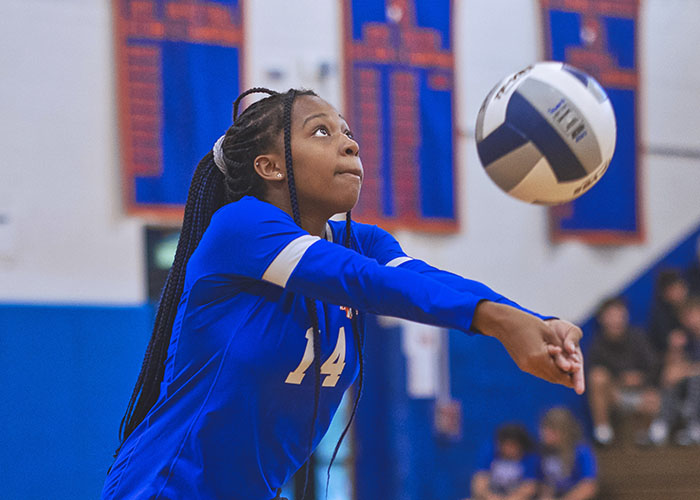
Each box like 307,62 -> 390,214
335,166 -> 363,180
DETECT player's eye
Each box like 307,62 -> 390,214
313,126 -> 330,137
344,129 -> 355,140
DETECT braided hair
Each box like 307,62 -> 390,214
116,88 -> 365,499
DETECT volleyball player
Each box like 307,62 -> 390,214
101,88 -> 584,500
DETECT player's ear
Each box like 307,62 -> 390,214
253,154 -> 285,182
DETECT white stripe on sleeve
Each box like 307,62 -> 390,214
385,256 -> 413,267
262,234 -> 321,287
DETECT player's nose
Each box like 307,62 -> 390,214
340,136 -> 360,157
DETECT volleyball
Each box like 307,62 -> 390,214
475,62 -> 616,205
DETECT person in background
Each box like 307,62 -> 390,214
537,408 -> 597,500
647,296 -> 700,445
470,424 -> 538,500
649,269 -> 689,354
587,297 -> 660,446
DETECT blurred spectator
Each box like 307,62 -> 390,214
649,269 -> 688,353
647,296 -> 700,445
587,297 -> 660,446
469,423 -> 538,500
686,235 -> 700,296
537,407 -> 597,500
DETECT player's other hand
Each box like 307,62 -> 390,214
473,301 -> 585,394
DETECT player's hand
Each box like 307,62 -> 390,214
544,318 -> 585,394
473,302 -> 584,393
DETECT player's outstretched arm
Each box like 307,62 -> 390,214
358,224 -> 552,320
473,301 -> 585,394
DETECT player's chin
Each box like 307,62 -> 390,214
333,180 -> 362,213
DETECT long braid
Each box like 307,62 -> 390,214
282,91 -> 303,226
118,154 -> 224,446
117,88 -> 314,452
282,90 -> 324,500
325,211 -> 365,497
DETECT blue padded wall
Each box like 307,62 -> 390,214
0,304 -> 153,499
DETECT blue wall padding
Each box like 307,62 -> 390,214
0,304 -> 153,500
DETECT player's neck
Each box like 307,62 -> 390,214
298,213 -> 328,237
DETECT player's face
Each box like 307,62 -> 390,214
289,95 -> 363,217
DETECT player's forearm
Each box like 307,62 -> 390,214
473,301 -> 533,340
287,248 -> 484,332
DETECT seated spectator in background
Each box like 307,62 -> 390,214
649,269 -> 688,354
687,236 -> 700,296
470,424 -> 538,500
647,296 -> 700,445
538,407 -> 597,500
587,297 -> 660,446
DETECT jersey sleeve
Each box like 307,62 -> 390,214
355,223 -> 552,320
191,199 -> 488,333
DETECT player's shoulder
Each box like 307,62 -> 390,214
327,219 -> 397,253
327,218 -> 378,238
215,195 -> 288,220
210,196 -> 296,234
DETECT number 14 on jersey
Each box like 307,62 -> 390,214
285,327 -> 346,387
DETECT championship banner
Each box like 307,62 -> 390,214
114,0 -> 243,219
541,0 -> 642,244
343,0 -> 457,232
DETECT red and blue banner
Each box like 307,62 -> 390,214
114,0 -> 243,219
343,0 -> 457,232
541,0 -> 642,244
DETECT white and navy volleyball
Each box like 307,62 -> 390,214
476,62 -> 616,205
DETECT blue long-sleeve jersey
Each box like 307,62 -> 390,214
102,196 -> 545,500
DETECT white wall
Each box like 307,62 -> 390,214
1,0 -> 699,321
0,0 -> 144,304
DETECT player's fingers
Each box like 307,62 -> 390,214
531,351 -> 574,389
543,356 -> 575,388
541,323 -> 564,348
554,352 -> 578,373
572,367 -> 585,394
547,344 -> 562,356
562,324 -> 583,354
547,345 -> 581,373
571,349 -> 586,394
549,347 -> 572,372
